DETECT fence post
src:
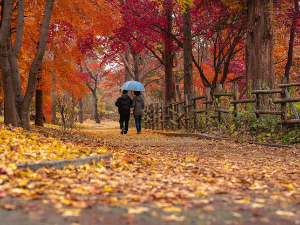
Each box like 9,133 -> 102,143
205,87 -> 211,128
151,104 -> 155,130
217,84 -> 222,123
145,105 -> 149,129
193,91 -> 197,131
233,83 -> 239,120
166,100 -> 170,128
281,77 -> 288,131
255,79 -> 261,119
160,101 -> 165,130
184,94 -> 189,130
170,99 -> 175,130
156,102 -> 159,130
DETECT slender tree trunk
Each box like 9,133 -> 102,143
246,0 -> 275,96
20,0 -> 54,130
125,49 -> 131,82
0,0 -> 19,126
51,74 -> 57,124
78,98 -> 83,123
163,1 -> 174,102
132,51 -> 140,81
35,75 -> 44,127
8,0 -> 24,116
284,0 -> 299,83
183,5 -> 193,99
92,91 -> 100,123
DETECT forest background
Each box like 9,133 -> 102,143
0,0 -> 299,144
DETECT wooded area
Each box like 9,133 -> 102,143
0,0 -> 299,137
1,1 -> 300,224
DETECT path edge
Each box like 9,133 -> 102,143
152,131 -> 300,149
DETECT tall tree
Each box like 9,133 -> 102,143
245,0 -> 275,93
183,4 -> 193,98
0,0 -> 54,129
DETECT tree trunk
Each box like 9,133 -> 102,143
284,0 -> 299,83
78,98 -> 83,123
35,75 -> 44,127
132,51 -> 140,81
51,74 -> 57,124
163,1 -> 174,102
183,5 -> 193,99
246,0 -> 275,95
8,0 -> 24,116
92,91 -> 100,123
0,0 -> 19,126
20,0 -> 54,130
125,49 -> 131,81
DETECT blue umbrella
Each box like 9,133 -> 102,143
121,81 -> 145,91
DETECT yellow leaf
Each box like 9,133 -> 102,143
161,214 -> 185,222
286,184 -> 295,189
61,198 -> 73,206
234,199 -> 249,204
251,203 -> 265,208
255,198 -> 265,203
59,209 -> 81,217
233,212 -> 242,218
162,207 -> 182,212
128,207 -> 149,214
275,210 -> 295,216
103,187 -> 113,193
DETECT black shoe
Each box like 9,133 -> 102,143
124,131 -> 127,134
121,128 -> 124,134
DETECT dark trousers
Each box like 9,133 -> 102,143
119,113 -> 130,132
134,115 -> 142,133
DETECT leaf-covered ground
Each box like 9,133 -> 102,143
1,121 -> 300,225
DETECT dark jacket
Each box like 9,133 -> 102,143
132,95 -> 145,115
115,94 -> 133,114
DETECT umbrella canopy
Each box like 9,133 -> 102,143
121,81 -> 145,91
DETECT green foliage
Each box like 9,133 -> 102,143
281,129 -> 300,145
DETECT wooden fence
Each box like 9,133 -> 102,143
143,82 -> 300,131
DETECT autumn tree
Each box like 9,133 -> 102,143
0,0 -> 54,129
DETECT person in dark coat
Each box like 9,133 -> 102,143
132,91 -> 145,134
115,90 -> 133,134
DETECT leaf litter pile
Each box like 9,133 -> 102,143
1,122 -> 300,224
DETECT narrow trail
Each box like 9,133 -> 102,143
1,122 -> 300,225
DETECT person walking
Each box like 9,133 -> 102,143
115,90 -> 133,134
132,91 -> 145,134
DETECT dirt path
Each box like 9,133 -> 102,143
1,122 -> 300,225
